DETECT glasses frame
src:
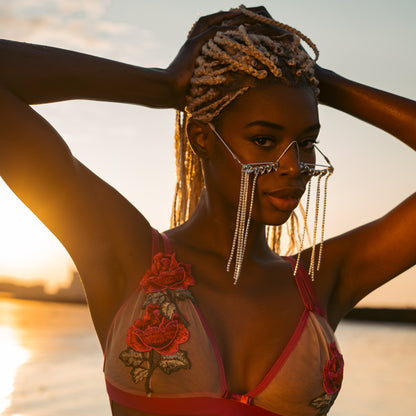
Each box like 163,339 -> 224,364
208,123 -> 334,177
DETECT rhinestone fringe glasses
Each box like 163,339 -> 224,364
208,123 -> 334,284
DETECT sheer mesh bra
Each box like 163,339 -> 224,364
104,229 -> 344,415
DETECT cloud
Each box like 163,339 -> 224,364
8,0 -> 110,19
49,0 -> 110,19
0,1 -> 160,63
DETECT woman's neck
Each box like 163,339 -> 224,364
173,189 -> 272,261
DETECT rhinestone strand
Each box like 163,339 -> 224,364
227,169 -> 246,272
227,170 -> 249,276
317,169 -> 332,271
233,171 -> 259,285
308,172 -> 324,281
293,179 -> 311,276
234,171 -> 250,280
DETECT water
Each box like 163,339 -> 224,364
0,298 -> 415,416
0,298 -> 110,416
332,321 -> 416,415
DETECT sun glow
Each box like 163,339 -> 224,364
0,181 -> 70,287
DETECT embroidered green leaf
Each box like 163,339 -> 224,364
143,292 -> 166,308
159,350 -> 191,375
174,289 -> 195,302
119,347 -> 145,367
130,366 -> 149,383
309,392 -> 337,416
161,301 -> 176,319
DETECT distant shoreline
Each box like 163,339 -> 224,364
0,292 -> 86,305
344,307 -> 416,324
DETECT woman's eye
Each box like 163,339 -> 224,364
300,138 -> 319,150
252,137 -> 274,148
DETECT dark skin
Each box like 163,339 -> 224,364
169,83 -> 320,394
0,6 -> 415,416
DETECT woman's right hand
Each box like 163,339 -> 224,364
164,6 -> 274,110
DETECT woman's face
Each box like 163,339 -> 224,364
203,82 -> 320,226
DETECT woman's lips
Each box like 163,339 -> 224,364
265,194 -> 300,211
264,188 -> 304,212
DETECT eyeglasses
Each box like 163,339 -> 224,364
208,123 -> 334,177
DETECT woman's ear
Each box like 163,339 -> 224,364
186,119 -> 212,159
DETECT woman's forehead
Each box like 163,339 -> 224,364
216,83 -> 319,131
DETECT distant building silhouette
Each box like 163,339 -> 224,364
54,270 -> 86,302
0,270 -> 86,303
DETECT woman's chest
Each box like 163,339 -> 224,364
191,274 -> 307,393
104,244 -> 344,415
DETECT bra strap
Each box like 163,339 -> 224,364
161,232 -> 173,254
285,256 -> 324,315
151,229 -> 173,256
151,228 -> 174,258
151,228 -> 162,257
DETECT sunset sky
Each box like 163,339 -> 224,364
0,0 -> 415,306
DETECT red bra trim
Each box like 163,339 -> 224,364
106,380 -> 282,415
285,256 -> 325,316
193,302 -> 310,399
161,232 -> 172,254
151,228 -> 160,257
194,304 -> 228,392
247,309 -> 309,397
151,229 -> 173,256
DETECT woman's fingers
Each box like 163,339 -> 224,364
245,6 -> 273,18
187,10 -> 240,38
188,6 -> 274,39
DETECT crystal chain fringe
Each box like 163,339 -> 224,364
293,180 -> 311,277
294,168 -> 332,281
317,169 -> 332,271
308,171 -> 323,280
229,167 -> 331,284
233,171 -> 249,283
226,170 -> 246,272
227,170 -> 259,285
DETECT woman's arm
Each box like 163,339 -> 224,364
0,6 -> 257,110
0,9 -> 259,344
0,39 -> 178,108
313,67 -> 416,326
0,39 -> 188,342
316,66 -> 416,150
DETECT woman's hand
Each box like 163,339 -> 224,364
165,6 -> 274,110
313,64 -> 341,106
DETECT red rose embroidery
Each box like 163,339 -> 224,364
323,342 -> 344,395
126,304 -> 189,355
140,252 -> 195,293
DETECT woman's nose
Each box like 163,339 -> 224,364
277,141 -> 302,176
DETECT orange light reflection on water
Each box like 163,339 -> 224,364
0,325 -> 30,415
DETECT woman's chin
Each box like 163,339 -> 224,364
252,209 -> 294,227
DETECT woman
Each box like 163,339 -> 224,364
0,5 -> 415,416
